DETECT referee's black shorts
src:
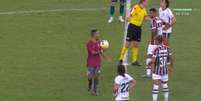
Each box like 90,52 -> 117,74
126,23 -> 142,42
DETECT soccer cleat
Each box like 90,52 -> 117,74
132,61 -> 142,66
118,16 -> 125,22
108,17 -> 114,23
91,90 -> 98,96
88,79 -> 92,91
141,74 -> 151,78
119,60 -> 123,65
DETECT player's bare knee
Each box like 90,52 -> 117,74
124,42 -> 130,48
162,82 -> 168,88
153,80 -> 160,85
132,41 -> 140,48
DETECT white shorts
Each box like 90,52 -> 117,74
147,44 -> 158,55
152,74 -> 168,82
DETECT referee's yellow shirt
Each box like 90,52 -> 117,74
129,4 -> 147,27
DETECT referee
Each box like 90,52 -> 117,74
119,0 -> 149,66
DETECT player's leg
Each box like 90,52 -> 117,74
131,41 -> 140,65
90,67 -> 97,95
118,0 -> 125,22
108,0 -> 117,23
162,33 -> 170,46
119,23 -> 133,63
152,74 -> 161,101
142,54 -> 152,77
92,67 -> 101,95
162,75 -> 169,101
87,67 -> 94,91
152,80 -> 160,101
119,41 -> 130,63
143,43 -> 157,77
131,25 -> 142,66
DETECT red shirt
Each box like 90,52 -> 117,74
86,40 -> 101,68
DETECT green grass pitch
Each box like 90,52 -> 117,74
0,0 -> 200,101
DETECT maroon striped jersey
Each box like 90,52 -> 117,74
151,17 -> 163,35
152,44 -> 172,75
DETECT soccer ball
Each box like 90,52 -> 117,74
100,40 -> 109,49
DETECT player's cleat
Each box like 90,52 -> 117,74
141,74 -> 151,78
118,16 -> 125,22
91,90 -> 98,96
108,17 -> 114,23
119,60 -> 123,65
132,61 -> 141,66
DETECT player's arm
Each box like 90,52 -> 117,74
163,10 -> 176,30
144,9 -> 150,21
149,50 -> 157,72
91,50 -> 101,55
113,83 -> 119,98
87,44 -> 101,55
150,57 -> 156,72
129,79 -> 136,91
170,16 -> 176,27
151,19 -> 157,43
145,16 -> 151,21
163,16 -> 176,30
127,5 -> 135,21
100,49 -> 112,62
167,53 -> 173,73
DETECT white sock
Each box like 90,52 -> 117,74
146,58 -> 152,76
152,85 -> 159,101
146,67 -> 151,76
162,83 -> 169,101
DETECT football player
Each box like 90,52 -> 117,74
113,65 -> 136,101
150,35 -> 173,101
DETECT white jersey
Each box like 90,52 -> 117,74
159,7 -> 174,33
115,74 -> 134,101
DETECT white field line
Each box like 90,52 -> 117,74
0,7 -> 107,15
0,7 -> 200,16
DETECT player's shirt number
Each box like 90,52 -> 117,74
120,82 -> 129,93
159,57 -> 167,67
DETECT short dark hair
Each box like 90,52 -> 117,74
91,29 -> 98,37
117,65 -> 125,77
164,0 -> 170,8
149,8 -> 157,12
139,0 -> 146,4
155,35 -> 163,44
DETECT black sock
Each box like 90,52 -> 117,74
93,79 -> 99,92
110,6 -> 115,16
88,79 -> 92,90
120,4 -> 124,16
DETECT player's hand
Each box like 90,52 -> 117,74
168,67 -> 173,74
145,16 -> 151,21
101,48 -> 107,52
103,55 -> 112,62
163,23 -> 171,31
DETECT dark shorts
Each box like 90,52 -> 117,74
126,23 -> 142,42
87,67 -> 100,78
111,0 -> 126,3
162,33 -> 171,39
